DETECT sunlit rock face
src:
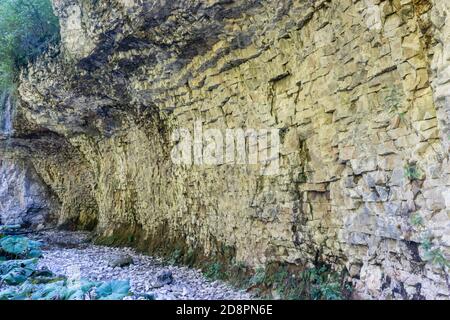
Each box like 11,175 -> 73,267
1,0 -> 449,299
0,159 -> 57,227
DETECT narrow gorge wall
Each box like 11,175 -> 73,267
0,159 -> 56,227
3,0 -> 450,299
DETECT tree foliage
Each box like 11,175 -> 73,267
0,0 -> 60,91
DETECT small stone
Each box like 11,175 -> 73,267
152,270 -> 174,288
375,186 -> 389,201
348,264 -> 362,277
108,254 -> 134,268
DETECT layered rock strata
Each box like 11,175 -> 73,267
1,0 -> 449,299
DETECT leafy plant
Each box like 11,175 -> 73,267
0,231 -> 132,300
423,248 -> 450,268
408,216 -> 448,276
168,248 -> 182,265
404,164 -> 423,181
414,229 -> 449,270
420,237 -> 432,251
29,279 -> 97,300
0,258 -> 37,275
1,264 -> 35,285
0,280 -> 41,300
1,273 -> 131,300
0,259 -> 38,285
383,86 -> 443,161
246,263 -> 347,300
204,262 -> 225,280
268,267 -> 289,286
95,280 -> 131,300
299,265 -> 344,300
0,236 -> 42,259
249,267 -> 266,286
0,287 -> 22,300
30,280 -> 68,300
384,87 -> 403,115
0,225 -> 21,235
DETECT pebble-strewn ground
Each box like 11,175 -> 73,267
32,231 -> 252,300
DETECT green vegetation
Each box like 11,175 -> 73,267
384,87 -> 443,161
384,87 -> 404,116
96,230 -> 350,300
204,262 -> 227,281
249,267 -> 266,287
200,259 -> 350,300
168,248 -> 183,265
422,247 -> 449,267
0,0 -> 60,91
407,214 -> 450,291
418,234 -> 449,269
249,264 -> 349,300
404,164 -> 424,181
0,226 -> 133,300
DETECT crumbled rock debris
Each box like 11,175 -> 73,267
30,231 -> 252,300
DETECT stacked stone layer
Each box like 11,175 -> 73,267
1,0 -> 449,299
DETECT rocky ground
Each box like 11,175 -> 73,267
29,231 -> 252,300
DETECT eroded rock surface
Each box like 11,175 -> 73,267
0,0 -> 449,299
0,159 -> 57,227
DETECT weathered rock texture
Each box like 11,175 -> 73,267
0,159 -> 56,227
1,0 -> 449,299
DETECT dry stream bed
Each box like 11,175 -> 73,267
27,231 -> 252,300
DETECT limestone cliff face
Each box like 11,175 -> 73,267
3,0 -> 450,299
